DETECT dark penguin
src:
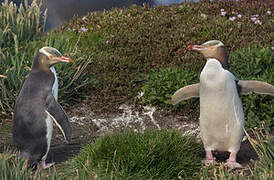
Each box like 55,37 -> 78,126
13,47 -> 73,169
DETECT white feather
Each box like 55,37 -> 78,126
199,59 -> 244,153
50,67 -> 58,101
42,112 -> 53,161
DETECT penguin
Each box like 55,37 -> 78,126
12,47 -> 73,169
172,40 -> 274,168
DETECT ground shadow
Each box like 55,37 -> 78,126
213,140 -> 258,165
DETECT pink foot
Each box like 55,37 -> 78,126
224,152 -> 242,169
202,151 -> 216,165
41,160 -> 55,169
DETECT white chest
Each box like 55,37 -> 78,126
42,111 -> 54,161
198,59 -> 244,151
50,67 -> 58,101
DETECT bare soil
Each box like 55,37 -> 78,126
0,103 -> 258,167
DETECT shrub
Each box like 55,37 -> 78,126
230,46 -> 274,131
141,67 -> 199,111
71,130 -> 203,179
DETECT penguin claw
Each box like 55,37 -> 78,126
224,161 -> 242,169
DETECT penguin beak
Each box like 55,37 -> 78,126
54,56 -> 74,63
187,44 -> 204,51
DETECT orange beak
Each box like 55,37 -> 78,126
55,56 -> 74,63
187,44 -> 195,50
187,44 -> 203,51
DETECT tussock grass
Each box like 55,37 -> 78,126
0,151 -> 34,180
0,0 -> 46,115
69,130 -> 203,179
0,0 -> 46,49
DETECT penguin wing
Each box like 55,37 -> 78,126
172,83 -> 200,105
45,93 -> 71,143
238,80 -> 274,95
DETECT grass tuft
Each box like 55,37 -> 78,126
70,130 -> 203,179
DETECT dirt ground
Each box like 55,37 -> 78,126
0,103 -> 258,167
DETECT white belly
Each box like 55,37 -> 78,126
199,59 -> 244,153
42,111 -> 54,161
50,67 -> 58,101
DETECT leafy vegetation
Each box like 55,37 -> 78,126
230,46 -> 274,131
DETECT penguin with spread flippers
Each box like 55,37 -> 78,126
13,47 -> 73,169
172,40 -> 274,169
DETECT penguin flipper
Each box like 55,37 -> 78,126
238,80 -> 274,95
172,83 -> 200,105
45,93 -> 71,142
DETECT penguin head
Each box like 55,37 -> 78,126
187,40 -> 229,70
33,47 -> 73,70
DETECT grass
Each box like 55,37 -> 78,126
0,0 -> 273,179
0,151 -> 36,180
1,128 -> 273,179
69,130 -> 203,179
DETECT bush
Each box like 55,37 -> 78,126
141,67 -> 199,111
71,130 -> 203,179
230,46 -> 274,131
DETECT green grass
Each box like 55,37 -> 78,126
0,151 -> 35,180
1,129 -> 273,179
69,130 -> 203,179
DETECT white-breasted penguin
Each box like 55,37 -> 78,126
13,47 -> 73,169
172,40 -> 274,168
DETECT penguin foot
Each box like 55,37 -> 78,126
41,161 -> 55,169
224,161 -> 242,169
202,151 -> 216,165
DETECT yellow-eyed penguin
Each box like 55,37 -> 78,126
172,40 -> 274,168
12,47 -> 73,169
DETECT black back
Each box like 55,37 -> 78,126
13,69 -> 54,164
